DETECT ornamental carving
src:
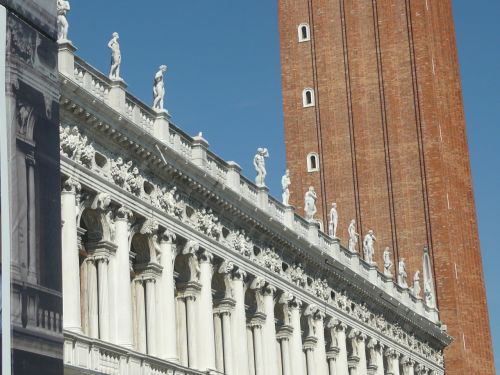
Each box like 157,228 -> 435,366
232,230 -> 252,257
60,125 -> 95,168
193,209 -> 222,240
288,262 -> 307,288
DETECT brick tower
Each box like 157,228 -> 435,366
278,0 -> 494,373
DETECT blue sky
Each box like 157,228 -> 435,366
69,1 -> 499,369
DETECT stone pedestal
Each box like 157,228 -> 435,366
58,41 -> 77,77
107,79 -> 127,113
153,110 -> 171,143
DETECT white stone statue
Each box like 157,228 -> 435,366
363,230 -> 376,265
281,169 -> 291,206
304,186 -> 317,221
412,270 -> 421,298
108,32 -> 121,80
253,148 -> 269,187
328,202 -> 338,238
153,65 -> 167,111
57,0 -> 70,42
398,258 -> 408,288
348,219 -> 359,253
383,247 -> 393,277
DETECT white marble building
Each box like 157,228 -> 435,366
58,37 -> 451,375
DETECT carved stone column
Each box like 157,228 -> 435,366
214,312 -> 225,373
277,326 -> 293,375
221,308 -> 234,375
86,256 -> 98,339
61,178 -> 82,333
246,324 -> 256,375
333,321 -> 349,375
228,266 -> 249,375
176,295 -> 188,366
313,310 -> 329,375
289,298 -> 305,375
260,284 -> 279,375
96,255 -> 110,341
303,336 -> 318,375
145,276 -> 158,356
250,314 -> 266,375
114,207 -> 134,348
356,332 -> 368,375
179,281 -> 202,369
375,342 -> 385,375
134,278 -> 147,353
327,348 -> 339,375
157,231 -> 178,361
197,248 -> 216,371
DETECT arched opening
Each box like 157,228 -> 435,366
298,23 -> 311,42
307,152 -> 320,172
302,88 -> 315,107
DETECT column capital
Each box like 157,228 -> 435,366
303,336 -> 318,351
326,347 -> 340,360
115,206 -> 133,222
276,325 -> 293,341
159,228 -> 177,244
62,177 -> 81,194
402,355 -> 416,367
384,347 -> 399,359
326,318 -> 347,332
249,312 -> 267,329
177,281 -> 202,300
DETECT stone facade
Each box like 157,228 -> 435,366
59,38 -> 449,375
278,1 -> 494,373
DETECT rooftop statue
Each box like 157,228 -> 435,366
398,258 -> 408,288
363,230 -> 376,265
153,65 -> 167,112
328,202 -> 338,238
304,186 -> 317,222
383,247 -> 393,277
57,0 -> 71,42
348,219 -> 359,253
108,32 -> 121,80
281,169 -> 291,206
253,148 -> 269,187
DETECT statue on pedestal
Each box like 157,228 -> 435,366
253,148 -> 269,187
383,247 -> 393,277
153,65 -> 168,111
281,169 -> 291,206
304,186 -> 317,221
108,32 -> 121,80
57,0 -> 71,42
363,230 -> 376,265
328,202 -> 338,238
348,219 -> 359,253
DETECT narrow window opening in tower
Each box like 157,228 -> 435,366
302,89 -> 315,107
298,23 -> 310,42
307,152 -> 319,172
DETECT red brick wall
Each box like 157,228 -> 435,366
279,0 -> 495,373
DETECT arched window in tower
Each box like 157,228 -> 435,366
302,88 -> 315,107
307,152 -> 320,172
298,23 -> 311,42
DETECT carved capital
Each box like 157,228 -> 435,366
62,177 -> 81,194
159,228 -> 176,244
115,206 -> 133,222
